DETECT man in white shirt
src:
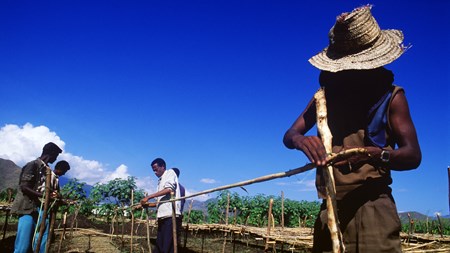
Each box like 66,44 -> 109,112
140,158 -> 181,253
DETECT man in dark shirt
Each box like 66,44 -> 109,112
11,142 -> 63,253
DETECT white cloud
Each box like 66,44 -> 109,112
136,176 -> 157,195
102,164 -> 131,183
0,123 -> 136,187
57,153 -> 105,185
1,123 -> 213,203
0,123 -> 65,165
200,178 -> 217,184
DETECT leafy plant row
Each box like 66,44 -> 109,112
2,177 -> 449,235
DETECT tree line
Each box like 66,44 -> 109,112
2,177 -> 449,234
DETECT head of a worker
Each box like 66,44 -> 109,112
55,160 -> 70,176
41,142 -> 63,164
151,158 -> 166,178
172,167 -> 180,178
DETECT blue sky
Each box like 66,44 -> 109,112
1,1 -> 449,216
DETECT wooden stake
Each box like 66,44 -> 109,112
135,208 -> 144,234
184,199 -> 194,248
314,88 -> 344,253
222,231 -> 227,253
35,166 -> 51,253
121,204 -> 125,250
45,206 -> 57,253
437,213 -> 444,238
2,189 -> 12,240
226,193 -> 230,225
222,193 -> 230,253
265,198 -> 274,251
448,166 -> 450,213
171,191 -> 178,253
69,204 -> 81,237
2,209 -> 9,240
407,213 -> 412,245
130,189 -> 134,253
57,212 -> 67,253
201,233 -> 205,252
145,208 -> 152,253
281,191 -> 285,230
111,208 -> 117,240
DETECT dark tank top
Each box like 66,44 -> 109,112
314,68 -> 403,199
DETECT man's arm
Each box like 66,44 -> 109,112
140,188 -> 172,205
386,91 -> 422,170
283,98 -> 328,166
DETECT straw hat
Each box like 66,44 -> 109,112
309,5 -> 406,72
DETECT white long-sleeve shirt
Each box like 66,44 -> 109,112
156,169 -> 181,219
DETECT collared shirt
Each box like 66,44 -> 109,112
37,170 -> 59,194
156,169 -> 181,219
11,158 -> 47,214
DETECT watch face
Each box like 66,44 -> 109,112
381,150 -> 390,162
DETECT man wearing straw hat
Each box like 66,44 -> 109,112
140,158 -> 182,253
283,5 -> 421,253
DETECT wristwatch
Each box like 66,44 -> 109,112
380,149 -> 390,163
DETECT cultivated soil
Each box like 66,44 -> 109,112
1,214 -> 311,253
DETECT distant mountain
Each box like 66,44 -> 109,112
187,198 -> 216,213
0,158 -> 21,191
399,211 -> 429,223
398,211 -> 450,222
0,158 -> 94,196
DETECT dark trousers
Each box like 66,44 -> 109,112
313,182 -> 402,253
154,217 -> 180,253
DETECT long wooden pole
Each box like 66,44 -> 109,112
148,148 -> 367,207
35,166 -> 51,253
130,149 -> 368,214
314,88 -> 344,253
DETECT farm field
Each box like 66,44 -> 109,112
2,213 -> 450,253
1,214 -> 312,253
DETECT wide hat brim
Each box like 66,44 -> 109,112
309,29 -> 404,72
